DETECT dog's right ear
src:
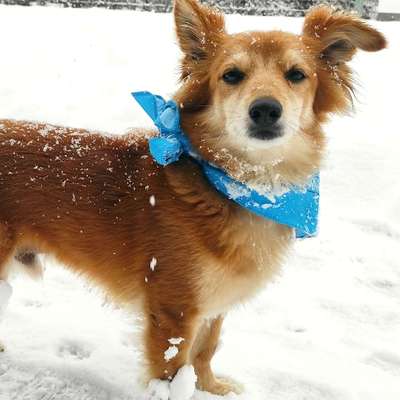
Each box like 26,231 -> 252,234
174,0 -> 226,65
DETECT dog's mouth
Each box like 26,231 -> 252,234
248,125 -> 283,141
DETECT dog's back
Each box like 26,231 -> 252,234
0,120 -> 156,298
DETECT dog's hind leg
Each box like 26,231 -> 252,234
191,316 -> 242,395
0,223 -> 16,352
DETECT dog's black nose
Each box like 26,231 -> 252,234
249,98 -> 282,127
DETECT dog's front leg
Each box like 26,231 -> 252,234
144,305 -> 199,382
191,316 -> 242,395
191,316 -> 224,392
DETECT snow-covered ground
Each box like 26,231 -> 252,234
0,5 -> 399,400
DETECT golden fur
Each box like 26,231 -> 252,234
0,1 -> 386,395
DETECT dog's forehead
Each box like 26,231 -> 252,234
221,31 -> 307,65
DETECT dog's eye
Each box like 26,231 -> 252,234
285,68 -> 307,83
222,69 -> 245,85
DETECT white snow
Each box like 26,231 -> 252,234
169,337 -> 185,346
145,379 -> 170,400
164,338 -> 185,363
0,280 -> 13,349
150,257 -> 158,271
169,365 -> 197,400
224,181 -> 251,200
164,345 -> 179,362
0,5 -> 399,400
0,281 -> 13,312
143,366 -> 197,400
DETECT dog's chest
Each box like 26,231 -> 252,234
199,213 -> 293,318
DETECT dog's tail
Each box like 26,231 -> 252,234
12,250 -> 44,280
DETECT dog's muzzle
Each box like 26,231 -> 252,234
248,97 -> 283,140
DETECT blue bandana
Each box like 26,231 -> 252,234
132,91 -> 319,238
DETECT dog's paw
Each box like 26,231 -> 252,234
204,376 -> 244,396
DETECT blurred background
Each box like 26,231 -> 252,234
0,0 -> 400,20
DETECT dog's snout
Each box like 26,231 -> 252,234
249,98 -> 282,127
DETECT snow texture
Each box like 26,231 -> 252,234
169,366 -> 197,400
0,5 -> 399,400
150,257 -> 157,271
145,379 -> 170,400
168,338 -> 185,346
164,346 -> 179,362
224,181 -> 251,200
144,366 -> 197,400
0,281 -> 13,313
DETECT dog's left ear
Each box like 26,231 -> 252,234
174,0 -> 226,64
303,6 -> 387,64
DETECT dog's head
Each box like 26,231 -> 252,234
173,0 -> 386,189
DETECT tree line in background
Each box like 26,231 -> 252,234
0,0 -> 379,18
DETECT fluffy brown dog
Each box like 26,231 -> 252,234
0,0 -> 386,395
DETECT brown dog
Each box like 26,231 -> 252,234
0,0 -> 386,395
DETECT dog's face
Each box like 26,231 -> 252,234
174,0 -> 386,186
208,32 -> 316,150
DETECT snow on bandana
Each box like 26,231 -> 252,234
132,91 -> 320,238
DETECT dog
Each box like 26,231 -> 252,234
0,0 -> 386,395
